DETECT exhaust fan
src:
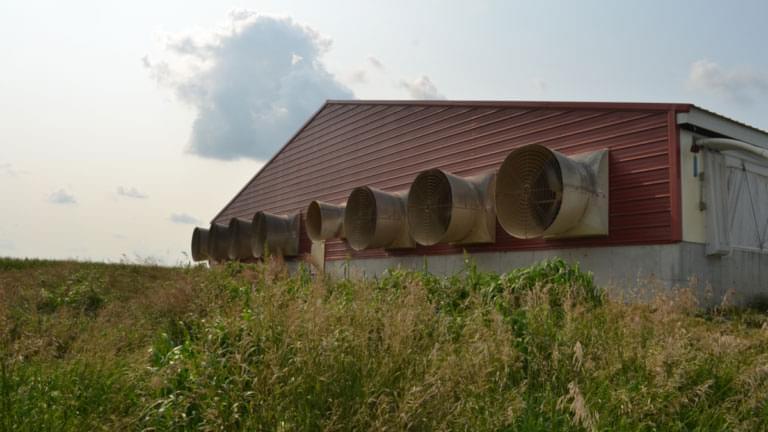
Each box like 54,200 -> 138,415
344,186 -> 414,250
306,200 -> 345,241
407,169 -> 496,245
227,217 -> 254,260
495,144 -> 608,239
207,223 -> 231,262
251,211 -> 300,257
190,227 -> 209,261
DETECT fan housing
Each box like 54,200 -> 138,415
496,144 -> 609,239
227,217 -> 254,260
207,223 -> 231,262
191,227 -> 209,262
306,200 -> 345,241
344,186 -> 413,250
251,211 -> 300,257
407,169 -> 496,245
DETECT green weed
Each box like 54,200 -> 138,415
1,257 -> 767,431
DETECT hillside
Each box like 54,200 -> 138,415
1,257 -> 767,431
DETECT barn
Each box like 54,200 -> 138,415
191,100 -> 768,305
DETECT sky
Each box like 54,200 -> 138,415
1,0 -> 767,264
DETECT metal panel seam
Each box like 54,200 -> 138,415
668,110 -> 683,242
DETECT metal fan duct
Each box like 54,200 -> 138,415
407,169 -> 496,245
207,223 -> 231,262
495,144 -> 609,239
344,186 -> 414,250
191,227 -> 209,261
227,217 -> 254,260
306,200 -> 345,241
251,211 -> 300,257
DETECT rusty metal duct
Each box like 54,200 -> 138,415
251,211 -> 300,257
207,223 -> 231,262
344,186 -> 414,250
190,227 -> 209,261
306,200 -> 345,241
496,144 -> 609,239
407,169 -> 496,246
227,217 -> 253,260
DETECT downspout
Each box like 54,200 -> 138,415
693,137 -> 768,160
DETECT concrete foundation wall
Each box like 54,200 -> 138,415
324,242 -> 768,307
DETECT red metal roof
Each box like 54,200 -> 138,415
214,100 -> 691,260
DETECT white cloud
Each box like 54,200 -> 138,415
146,10 -> 354,160
116,186 -> 148,199
0,163 -> 25,177
399,75 -> 445,100
48,189 -> 77,205
349,69 -> 367,84
368,56 -> 384,70
0,239 -> 15,252
169,213 -> 201,225
0,163 -> 14,176
687,59 -> 768,104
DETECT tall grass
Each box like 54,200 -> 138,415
1,257 -> 767,430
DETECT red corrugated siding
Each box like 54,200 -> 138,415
214,101 -> 690,261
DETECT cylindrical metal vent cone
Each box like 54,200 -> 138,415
227,217 -> 253,260
306,200 -> 345,241
407,169 -> 482,245
191,227 -> 209,261
344,187 -> 377,250
207,223 -> 230,261
495,144 -> 590,239
252,212 -> 267,258
251,211 -> 300,257
344,186 -> 407,250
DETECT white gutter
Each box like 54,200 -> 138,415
695,138 -> 768,161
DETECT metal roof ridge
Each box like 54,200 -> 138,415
326,99 -> 694,111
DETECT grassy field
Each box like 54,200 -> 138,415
1,256 -> 768,431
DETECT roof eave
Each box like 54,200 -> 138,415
677,106 -> 768,150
